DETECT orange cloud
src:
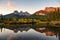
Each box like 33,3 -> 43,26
7,1 -> 14,9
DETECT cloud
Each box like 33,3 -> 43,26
7,1 -> 14,9
6,1 -> 20,10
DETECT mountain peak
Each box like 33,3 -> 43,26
10,10 -> 30,16
13,10 -> 19,14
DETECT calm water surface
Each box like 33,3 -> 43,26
0,27 -> 60,40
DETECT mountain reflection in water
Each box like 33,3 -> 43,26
0,27 -> 60,40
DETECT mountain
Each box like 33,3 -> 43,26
34,7 -> 60,15
12,10 -> 30,16
3,10 -> 31,19
19,11 -> 30,16
33,10 -> 46,15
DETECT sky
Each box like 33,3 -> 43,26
0,0 -> 60,15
